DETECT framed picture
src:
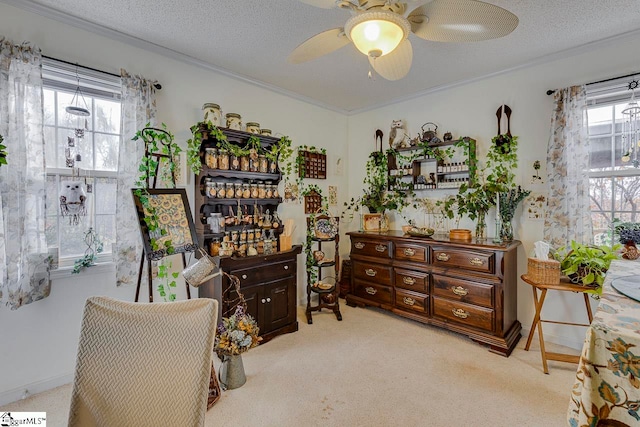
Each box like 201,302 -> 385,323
363,213 -> 385,232
132,188 -> 199,260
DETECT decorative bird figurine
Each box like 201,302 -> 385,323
389,119 -> 407,149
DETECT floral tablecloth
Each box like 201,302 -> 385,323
568,260 -> 640,426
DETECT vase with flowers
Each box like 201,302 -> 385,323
214,301 -> 261,389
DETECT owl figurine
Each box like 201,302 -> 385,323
60,180 -> 87,225
389,119 -> 408,149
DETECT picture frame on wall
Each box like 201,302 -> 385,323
131,188 -> 199,260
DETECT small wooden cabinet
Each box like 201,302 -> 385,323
346,231 -> 521,356
199,246 -> 302,343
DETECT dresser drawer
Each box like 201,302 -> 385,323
351,238 -> 391,259
353,280 -> 392,305
394,243 -> 428,262
431,246 -> 494,274
394,269 -> 428,293
233,259 -> 296,287
432,297 -> 494,332
352,261 -> 391,284
395,289 -> 428,314
432,275 -> 493,308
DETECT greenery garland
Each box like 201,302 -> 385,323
0,133 -> 6,167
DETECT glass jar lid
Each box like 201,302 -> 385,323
246,122 -> 260,127
202,103 -> 220,110
225,112 -> 241,118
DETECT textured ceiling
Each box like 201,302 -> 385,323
9,0 -> 640,112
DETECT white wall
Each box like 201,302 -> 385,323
348,31 -> 640,355
0,3 -> 348,404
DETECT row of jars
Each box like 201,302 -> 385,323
204,148 -> 278,174
204,179 -> 280,199
207,209 -> 280,232
209,229 -> 278,257
202,103 -> 273,136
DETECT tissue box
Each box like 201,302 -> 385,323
527,258 -> 561,285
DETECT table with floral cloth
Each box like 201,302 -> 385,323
567,260 -> 640,426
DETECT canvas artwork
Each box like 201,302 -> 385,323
525,193 -> 547,221
328,185 -> 337,206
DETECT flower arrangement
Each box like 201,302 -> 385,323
214,305 -> 261,357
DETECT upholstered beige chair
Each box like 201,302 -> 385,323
68,296 -> 218,427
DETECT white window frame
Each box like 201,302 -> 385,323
42,58 -> 122,267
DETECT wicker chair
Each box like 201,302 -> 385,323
68,296 -> 218,427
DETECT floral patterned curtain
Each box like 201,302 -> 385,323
0,37 -> 49,309
115,70 -> 157,286
544,85 -> 592,248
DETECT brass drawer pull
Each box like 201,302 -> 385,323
365,287 -> 377,295
436,253 -> 450,262
403,248 -> 416,256
452,308 -> 469,319
403,297 -> 416,306
402,276 -> 416,286
469,257 -> 484,266
354,242 -> 365,249
365,268 -> 377,277
375,244 -> 387,252
451,286 -> 468,296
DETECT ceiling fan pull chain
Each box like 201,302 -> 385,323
368,58 -> 376,81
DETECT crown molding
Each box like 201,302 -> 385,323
1,0 -> 349,115
347,27 -> 640,115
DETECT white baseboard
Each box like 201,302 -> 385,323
0,372 -> 73,406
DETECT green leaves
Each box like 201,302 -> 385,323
556,241 -> 621,291
0,133 -> 7,167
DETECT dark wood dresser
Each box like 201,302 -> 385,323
346,231 -> 521,356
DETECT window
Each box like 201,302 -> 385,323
587,81 -> 640,245
42,58 -> 122,265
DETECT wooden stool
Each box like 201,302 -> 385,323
521,274 -> 594,374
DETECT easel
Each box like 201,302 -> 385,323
134,127 -> 194,302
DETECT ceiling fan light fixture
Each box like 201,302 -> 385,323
345,11 -> 410,58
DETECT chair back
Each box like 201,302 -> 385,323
68,296 -> 218,427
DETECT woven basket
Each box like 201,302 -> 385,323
527,258 -> 561,285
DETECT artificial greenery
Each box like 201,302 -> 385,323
72,228 -> 104,274
269,136 -> 294,177
133,123 -> 179,255
157,259 -> 179,302
613,220 -> 640,244
485,134 -> 519,193
186,120 -> 227,175
72,254 -> 96,274
554,241 -> 620,293
0,133 -> 6,167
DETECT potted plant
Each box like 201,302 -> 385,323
554,241 -> 620,293
613,220 -> 640,259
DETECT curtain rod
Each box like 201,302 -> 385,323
546,71 -> 639,96
42,55 -> 162,90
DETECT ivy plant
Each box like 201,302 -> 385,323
554,241 -> 620,293
157,259 -> 180,302
186,120 -> 227,175
0,133 -> 6,167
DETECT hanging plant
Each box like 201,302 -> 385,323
186,120 -> 227,175
0,133 -> 6,167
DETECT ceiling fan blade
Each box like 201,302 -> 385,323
297,0 -> 337,9
288,28 -> 350,64
369,39 -> 413,81
408,0 -> 518,42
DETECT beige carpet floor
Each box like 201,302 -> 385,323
1,303 -> 578,427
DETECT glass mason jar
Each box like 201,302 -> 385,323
205,179 -> 215,198
229,154 -> 240,171
218,149 -> 230,170
246,122 -> 260,134
242,183 -> 251,198
240,155 -> 250,172
234,183 -> 243,198
268,159 -> 278,174
225,182 -> 235,199
250,183 -> 259,198
265,185 -> 273,199
258,155 -> 268,173
202,103 -> 222,127
204,147 -> 217,169
258,183 -> 266,199
215,182 -> 225,199
272,185 -> 279,199
209,238 -> 221,256
225,113 -> 242,130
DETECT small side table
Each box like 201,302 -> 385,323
521,274 -> 594,374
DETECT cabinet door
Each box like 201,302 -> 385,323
262,277 -> 297,334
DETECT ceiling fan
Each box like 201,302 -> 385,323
289,0 -> 518,81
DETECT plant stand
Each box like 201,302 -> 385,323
306,215 -> 342,324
